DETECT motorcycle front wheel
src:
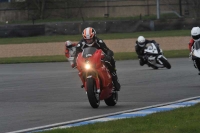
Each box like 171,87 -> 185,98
87,78 -> 100,108
160,57 -> 171,69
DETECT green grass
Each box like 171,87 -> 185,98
0,30 -> 190,45
0,50 -> 189,64
39,103 -> 200,133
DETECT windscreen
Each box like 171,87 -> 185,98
145,43 -> 153,49
82,47 -> 97,58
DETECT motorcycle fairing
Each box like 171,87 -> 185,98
192,41 -> 200,58
76,47 -> 113,100
192,47 -> 200,59
144,43 -> 159,54
147,55 -> 165,68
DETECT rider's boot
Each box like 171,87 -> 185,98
195,60 -> 200,75
111,71 -> 121,91
193,60 -> 197,68
139,56 -> 147,66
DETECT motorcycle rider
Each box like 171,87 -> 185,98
135,36 -> 159,66
65,40 -> 77,68
189,27 -> 200,75
73,27 -> 121,91
189,27 -> 200,52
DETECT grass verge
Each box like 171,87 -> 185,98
0,50 -> 189,64
39,103 -> 200,133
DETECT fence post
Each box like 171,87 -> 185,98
156,0 -> 160,19
179,0 -> 182,16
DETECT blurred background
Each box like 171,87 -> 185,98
0,0 -> 199,37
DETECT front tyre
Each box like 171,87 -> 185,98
160,57 -> 171,69
87,78 -> 100,108
104,91 -> 118,106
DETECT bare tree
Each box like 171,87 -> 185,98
62,0 -> 86,21
25,0 -> 86,20
161,0 -> 182,17
26,0 -> 46,19
161,0 -> 200,18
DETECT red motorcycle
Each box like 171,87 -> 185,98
76,47 -> 118,108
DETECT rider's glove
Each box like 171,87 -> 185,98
71,63 -> 76,69
189,52 -> 192,60
71,60 -> 77,69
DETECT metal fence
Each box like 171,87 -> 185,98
0,18 -> 200,37
0,0 -> 199,23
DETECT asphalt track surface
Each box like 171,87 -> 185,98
1,58 -> 200,133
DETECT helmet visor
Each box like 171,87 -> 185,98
85,39 -> 93,44
85,39 -> 94,46
138,42 -> 145,47
192,35 -> 199,40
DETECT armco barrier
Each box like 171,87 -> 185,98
0,24 -> 45,37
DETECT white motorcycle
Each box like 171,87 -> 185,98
190,40 -> 200,74
143,43 -> 171,69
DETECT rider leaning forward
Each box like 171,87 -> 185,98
189,27 -> 200,75
73,27 -> 121,91
189,27 -> 200,52
135,36 -> 160,66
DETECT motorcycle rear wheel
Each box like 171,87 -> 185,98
160,57 -> 171,69
87,78 -> 100,108
104,91 -> 118,106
